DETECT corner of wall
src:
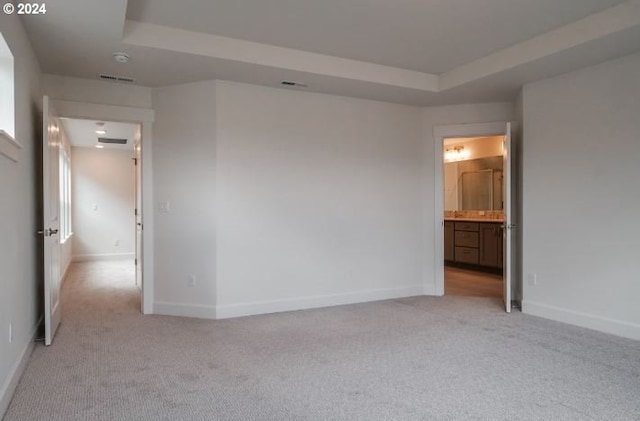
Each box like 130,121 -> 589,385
0,11 -> 43,419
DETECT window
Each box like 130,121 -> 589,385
0,32 -> 14,138
0,32 -> 19,162
59,140 -> 72,242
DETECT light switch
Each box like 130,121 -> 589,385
158,201 -> 170,213
92,203 -> 98,211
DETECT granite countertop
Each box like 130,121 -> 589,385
445,217 -> 504,223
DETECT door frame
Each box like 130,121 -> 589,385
433,122 -> 516,302
133,126 -> 143,289
52,100 -> 155,314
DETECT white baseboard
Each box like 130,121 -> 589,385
0,316 -> 41,418
422,281 -> 439,296
60,259 -> 72,286
522,300 -> 640,341
215,284 -> 424,319
72,253 -> 135,262
154,302 -> 217,319
154,285 -> 424,320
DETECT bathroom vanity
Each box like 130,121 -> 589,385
444,219 -> 503,269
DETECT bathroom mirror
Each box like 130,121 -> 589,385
444,156 -> 503,211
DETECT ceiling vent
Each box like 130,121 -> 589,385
281,80 -> 308,88
98,137 -> 128,145
99,74 -> 136,83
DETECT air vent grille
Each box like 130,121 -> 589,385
99,74 -> 136,83
98,137 -> 128,145
281,80 -> 308,88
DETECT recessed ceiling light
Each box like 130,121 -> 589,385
112,52 -> 131,64
95,144 -> 105,149
95,122 -> 106,135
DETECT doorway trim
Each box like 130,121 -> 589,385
433,122 -> 511,297
52,99 -> 155,314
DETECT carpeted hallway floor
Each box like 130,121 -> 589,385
4,260 -> 640,420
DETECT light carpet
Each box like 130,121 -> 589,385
3,260 -> 640,420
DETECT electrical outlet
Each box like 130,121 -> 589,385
527,272 -> 537,286
187,275 -> 196,287
8,322 -> 12,343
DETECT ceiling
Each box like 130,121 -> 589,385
20,0 -> 640,105
60,118 -> 138,150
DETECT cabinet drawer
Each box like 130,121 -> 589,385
454,231 -> 479,248
455,247 -> 479,264
454,222 -> 479,232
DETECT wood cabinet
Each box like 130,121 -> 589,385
454,221 -> 479,264
478,223 -> 503,268
445,220 -> 503,270
444,221 -> 454,261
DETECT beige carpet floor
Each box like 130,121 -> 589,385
3,260 -> 640,420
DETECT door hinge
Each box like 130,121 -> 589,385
135,258 -> 137,266
134,208 -> 138,216
132,157 -> 138,165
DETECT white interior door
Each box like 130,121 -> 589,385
502,123 -> 513,313
42,96 -> 62,345
133,126 -> 143,292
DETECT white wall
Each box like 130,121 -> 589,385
150,81 -> 515,319
152,81 -> 217,316
71,147 -> 135,261
422,103 -> 516,292
215,81 -> 424,317
42,74 -> 152,108
521,52 -> 640,340
0,14 -> 42,417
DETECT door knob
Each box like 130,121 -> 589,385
37,228 -> 58,237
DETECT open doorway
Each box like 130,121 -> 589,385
433,122 -> 516,313
40,97 -> 153,345
442,136 -> 504,299
50,99 -> 154,316
59,118 -> 141,303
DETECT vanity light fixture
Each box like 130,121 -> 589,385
95,144 -> 105,149
444,145 -> 470,162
